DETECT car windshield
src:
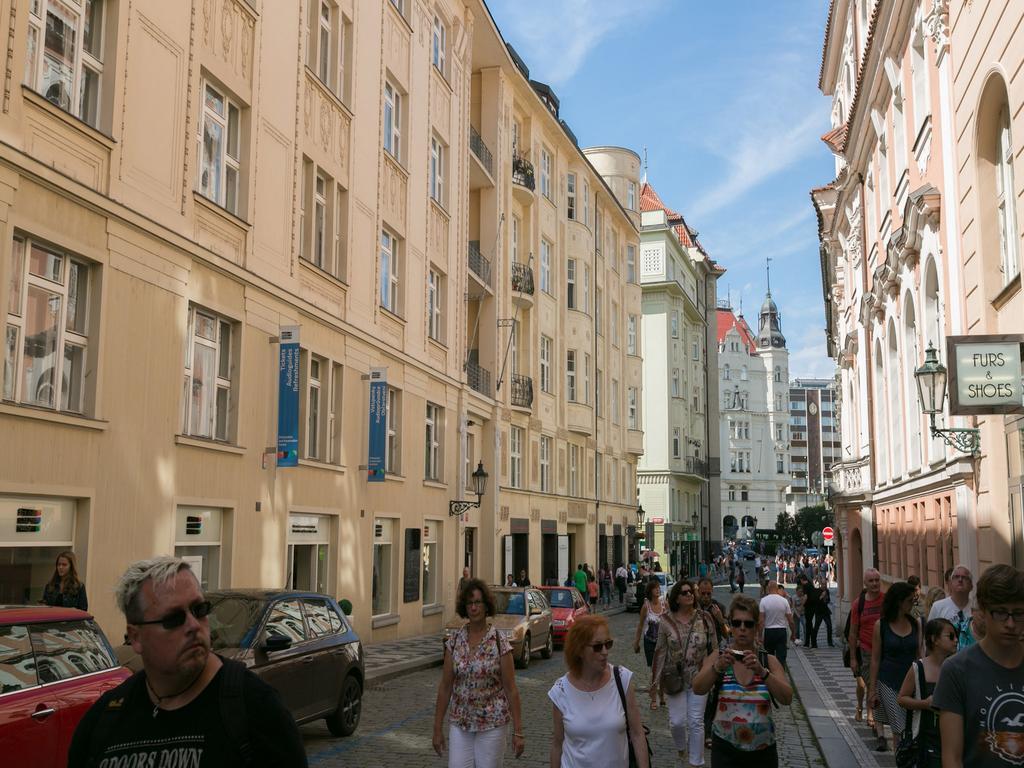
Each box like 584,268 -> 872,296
207,595 -> 265,650
494,591 -> 525,615
546,590 -> 573,608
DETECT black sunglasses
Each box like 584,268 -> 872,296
730,619 -> 756,629
132,600 -> 213,630
588,639 -> 614,651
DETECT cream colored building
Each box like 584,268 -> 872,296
0,0 -> 641,642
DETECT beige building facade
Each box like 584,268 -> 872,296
0,0 -> 641,642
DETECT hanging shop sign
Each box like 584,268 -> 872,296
367,368 -> 388,481
276,326 -> 301,467
947,335 -> 1024,415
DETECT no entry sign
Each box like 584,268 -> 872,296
822,526 -> 834,544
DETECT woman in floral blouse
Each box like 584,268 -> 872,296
433,579 -> 524,766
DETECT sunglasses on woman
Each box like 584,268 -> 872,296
588,639 -> 614,651
730,618 -> 756,629
131,600 -> 213,630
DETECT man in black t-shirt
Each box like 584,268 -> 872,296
799,575 -> 822,648
68,556 -> 306,767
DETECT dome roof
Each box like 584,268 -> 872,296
757,291 -> 786,348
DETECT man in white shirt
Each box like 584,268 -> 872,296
927,564 -> 975,649
614,563 -> 629,604
759,581 -> 795,665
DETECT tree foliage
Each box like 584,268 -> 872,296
794,504 -> 833,546
772,510 -> 800,545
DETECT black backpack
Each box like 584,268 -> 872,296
85,657 -> 253,767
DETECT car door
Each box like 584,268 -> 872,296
253,599 -> 319,723
526,590 -> 550,649
0,623 -> 56,767
300,598 -> 345,716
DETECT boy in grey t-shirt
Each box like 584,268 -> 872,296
933,564 -> 1024,767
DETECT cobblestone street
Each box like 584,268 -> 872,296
302,584 -> 827,767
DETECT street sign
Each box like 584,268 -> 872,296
822,526 -> 834,543
946,335 -> 1024,415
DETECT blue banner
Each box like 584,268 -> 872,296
367,368 -> 387,482
277,326 -> 300,468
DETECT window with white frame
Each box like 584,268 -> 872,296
197,82 -> 243,215
672,368 -> 680,398
626,244 -> 636,283
672,428 -> 681,458
424,402 -> 443,481
431,14 -> 447,78
728,486 -> 736,502
627,181 -> 637,210
583,180 -> 590,227
740,365 -> 748,381
4,235 -> 92,413
307,0 -> 351,102
583,352 -> 591,404
540,335 -> 552,393
385,386 -> 401,474
182,304 -> 235,441
383,80 -> 402,161
372,518 -> 393,615
692,338 -> 700,360
540,147 -> 551,199
997,104 -> 1019,282
611,379 -> 620,425
24,0 -> 106,129
566,350 -> 576,402
627,387 -> 638,429
776,454 -> 785,474
671,310 -> 679,338
911,21 -> 929,134
627,315 -> 637,355
429,135 -> 446,207
566,172 -> 576,220
893,89 -> 907,180
540,435 -> 552,492
582,265 -> 590,314
566,258 -> 576,309
422,520 -> 440,605
379,229 -> 401,314
327,361 -> 343,464
511,215 -> 520,264
509,426 -> 523,488
304,353 -> 327,460
299,160 -> 346,278
569,443 -> 579,496
540,238 -> 552,293
427,267 -> 444,343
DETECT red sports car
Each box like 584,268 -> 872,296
537,586 -> 589,646
0,605 -> 131,767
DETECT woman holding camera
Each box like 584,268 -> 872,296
693,595 -> 793,767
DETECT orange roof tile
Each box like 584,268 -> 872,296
821,123 -> 848,153
716,307 -> 757,353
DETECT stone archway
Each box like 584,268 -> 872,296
723,515 -> 738,541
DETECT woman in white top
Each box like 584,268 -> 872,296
549,614 -> 649,768
632,579 -> 666,706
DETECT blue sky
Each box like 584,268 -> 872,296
486,0 -> 837,378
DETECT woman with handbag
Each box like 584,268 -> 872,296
651,579 -> 716,767
895,618 -> 957,768
549,614 -> 650,768
633,579 -> 667,707
433,579 -> 525,766
868,581 -> 923,753
692,595 -> 793,767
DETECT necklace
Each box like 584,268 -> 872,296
145,669 -> 204,718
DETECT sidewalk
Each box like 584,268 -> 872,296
363,602 -> 627,684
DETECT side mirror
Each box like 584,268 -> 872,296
261,634 -> 292,653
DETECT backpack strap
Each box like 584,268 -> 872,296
612,665 -> 631,739
218,657 -> 253,767
85,672 -> 143,767
757,648 -> 779,710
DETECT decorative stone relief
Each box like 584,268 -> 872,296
199,0 -> 255,85
3,0 -> 18,113
381,153 -> 408,232
302,73 -> 351,179
924,0 -> 950,57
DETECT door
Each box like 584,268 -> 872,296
255,600 -> 320,722
0,624 -> 57,766
557,535 -> 569,586
464,528 -> 475,572
542,534 -> 558,585
503,536 -> 513,583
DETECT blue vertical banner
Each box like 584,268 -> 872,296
276,326 -> 300,468
367,367 -> 387,482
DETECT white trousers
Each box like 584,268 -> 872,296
665,687 -> 707,765
449,723 -> 506,768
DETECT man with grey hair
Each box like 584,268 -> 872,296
69,556 -> 306,767
849,568 -> 885,744
928,563 -> 976,650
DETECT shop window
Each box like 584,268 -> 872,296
174,506 -> 225,591
422,520 -> 440,606
0,496 -> 77,603
373,518 -> 394,616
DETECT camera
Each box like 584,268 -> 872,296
729,649 -> 747,660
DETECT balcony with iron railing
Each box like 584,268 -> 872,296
512,152 -> 535,203
510,373 -> 534,409
681,456 -> 709,479
466,359 -> 493,398
468,240 -> 492,289
510,262 -> 534,307
469,125 -> 494,185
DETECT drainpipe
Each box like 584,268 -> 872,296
593,200 -> 601,568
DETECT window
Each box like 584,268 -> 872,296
741,486 -> 749,501
728,486 -> 736,502
582,266 -> 590,314
627,315 -> 637,355
182,304 -> 234,441
424,402 -> 443,480
626,245 -> 636,283
307,1 -> 351,101
671,310 -> 679,338
911,22 -> 929,133
611,378 -> 620,424
385,386 -> 401,474
566,173 -> 576,220
429,136 -> 446,206
198,82 -> 242,215
540,335 -> 552,393
774,365 -> 781,383
175,506 -> 225,590
509,426 -> 523,488
24,0 -> 106,129
627,387 -> 638,429
422,520 -> 440,605
595,288 -> 602,335
383,81 -> 402,161
627,181 -> 637,210
672,368 -> 680,397
996,105 -> 1019,282
29,620 -> 117,684
893,90 -> 907,181
511,215 -> 520,264
566,350 -> 576,401
298,161 -> 347,277
431,15 -> 447,78
540,435 -> 552,492
567,259 -> 576,309
4,236 -> 92,412
304,354 -> 327,460
380,229 -> 401,314
672,428 -> 681,458
777,454 -> 785,473
389,0 -> 404,16
427,268 -> 444,342
583,181 -> 590,226
692,339 -> 700,361
740,365 -> 748,381
569,443 -> 579,496
540,239 -> 552,293
610,304 -> 618,346
372,519 -> 393,615
583,353 -> 591,405
775,424 -> 784,441
540,147 -> 551,198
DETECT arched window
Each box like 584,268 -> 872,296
874,339 -> 888,480
740,365 -> 748,381
903,295 -> 922,469
773,365 -> 781,382
996,104 -> 1019,281
723,364 -> 730,381
977,74 -> 1020,295
911,14 -> 930,134
887,320 -> 904,478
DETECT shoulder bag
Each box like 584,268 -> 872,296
613,665 -> 652,768
894,660 -> 926,768
659,614 -> 697,695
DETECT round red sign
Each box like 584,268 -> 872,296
822,526 -> 835,541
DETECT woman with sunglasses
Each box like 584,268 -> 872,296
549,614 -> 649,768
692,595 -> 793,767
650,580 -> 716,766
433,579 -> 524,766
895,618 -> 957,768
867,581 -> 923,753
633,578 -> 667,706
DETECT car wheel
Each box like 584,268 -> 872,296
325,674 -> 362,737
516,633 -> 531,669
541,631 -> 553,659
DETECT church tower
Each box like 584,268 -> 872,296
758,260 -> 790,531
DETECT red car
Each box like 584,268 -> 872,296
0,606 -> 131,767
537,586 -> 589,646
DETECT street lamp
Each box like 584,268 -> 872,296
914,343 -> 980,454
636,503 -> 646,529
449,461 -> 489,516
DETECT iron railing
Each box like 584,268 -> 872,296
466,360 -> 493,398
468,240 -> 491,287
512,153 -> 535,191
511,262 -> 535,295
469,125 -> 494,177
510,373 -> 534,409
682,456 -> 709,477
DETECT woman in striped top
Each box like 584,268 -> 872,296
692,595 -> 793,767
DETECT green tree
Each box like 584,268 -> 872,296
773,510 -> 799,545
794,504 -> 833,546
